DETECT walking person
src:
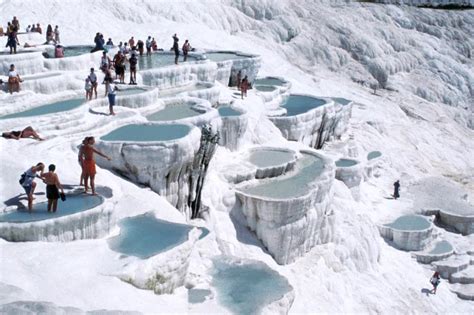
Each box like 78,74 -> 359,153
182,39 -> 191,62
19,162 -> 45,212
106,78 -> 117,115
240,75 -> 249,99
430,271 -> 441,294
42,164 -> 65,213
393,180 -> 400,200
88,68 -> 98,99
172,34 -> 179,65
80,137 -> 111,195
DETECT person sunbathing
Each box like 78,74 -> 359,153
1,126 -> 44,140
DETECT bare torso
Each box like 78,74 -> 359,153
43,172 -> 58,185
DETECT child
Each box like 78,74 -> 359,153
43,164 -> 65,213
85,77 -> 92,100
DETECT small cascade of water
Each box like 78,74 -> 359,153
188,125 -> 220,219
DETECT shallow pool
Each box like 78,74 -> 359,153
248,149 -> 295,168
332,97 -> 352,106
100,123 -> 191,142
367,151 -> 382,160
0,98 -> 84,120
138,53 -> 197,70
254,77 -> 285,86
255,85 -> 277,92
240,152 -> 325,199
281,95 -> 327,116
147,103 -> 202,122
0,195 -> 103,223
204,52 -> 249,62
335,159 -> 358,167
116,87 -> 148,96
43,45 -> 94,58
428,240 -> 453,255
212,259 -> 291,315
218,106 -> 242,117
385,215 -> 431,231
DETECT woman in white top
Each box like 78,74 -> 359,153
106,78 -> 117,116
8,64 -> 22,94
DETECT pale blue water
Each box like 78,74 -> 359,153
188,289 -> 211,304
138,53 -> 197,70
367,151 -> 382,160
0,98 -> 84,120
146,104 -> 202,121
332,97 -> 352,106
385,215 -> 431,231
100,124 -> 191,142
218,106 -> 242,117
0,195 -> 103,223
108,212 -> 209,259
248,149 -> 295,168
116,88 -> 148,96
212,259 -> 291,315
241,153 -> 325,199
335,159 -> 358,167
281,95 -> 327,116
255,85 -> 277,92
254,77 -> 285,86
428,240 -> 453,255
204,52 -> 248,62
43,46 -> 94,58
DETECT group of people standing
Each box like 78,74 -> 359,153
3,16 -> 21,54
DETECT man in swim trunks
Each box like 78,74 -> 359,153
42,164 -> 65,212
80,137 -> 111,195
20,162 -> 45,212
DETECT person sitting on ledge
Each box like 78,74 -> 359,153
2,126 -> 44,141
7,64 -> 23,94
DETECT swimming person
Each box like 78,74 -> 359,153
19,162 -> 45,212
88,68 -> 98,99
172,34 -> 179,65
42,164 -> 65,213
106,78 -> 117,115
2,126 -> 43,141
81,137 -> 111,195
182,39 -> 191,62
8,64 -> 22,94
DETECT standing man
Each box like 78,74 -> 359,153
80,137 -> 111,195
172,34 -> 179,65
393,180 -> 400,200
54,25 -> 60,44
88,68 -> 98,99
20,162 -> 45,212
42,164 -> 65,213
146,36 -> 152,56
182,39 -> 191,62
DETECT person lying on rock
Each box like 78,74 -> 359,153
1,126 -> 44,141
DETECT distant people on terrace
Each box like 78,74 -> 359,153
54,25 -> 60,43
88,68 -> 98,99
43,164 -> 65,213
106,78 -> 117,115
182,39 -> 191,62
2,126 -> 43,141
54,45 -> 64,58
172,33 -> 179,65
36,23 -> 42,34
92,32 -> 105,52
5,23 -> 19,54
7,64 -> 22,94
113,51 -> 126,83
19,162 -> 45,212
78,136 -> 111,195
128,36 -> 135,47
151,37 -> 158,51
100,51 -> 112,73
129,48 -> 138,85
84,77 -> 92,100
240,75 -> 249,99
137,39 -> 145,56
393,180 -> 400,200
46,24 -> 56,44
146,36 -> 152,56
236,70 -> 242,90
106,38 -> 114,47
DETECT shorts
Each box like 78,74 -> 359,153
46,184 -> 60,200
115,65 -> 124,76
108,93 -> 116,106
83,159 -> 96,176
23,184 -> 33,196
130,66 -> 136,72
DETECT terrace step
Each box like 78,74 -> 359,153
451,265 -> 474,284
450,283 -> 474,301
432,254 -> 471,279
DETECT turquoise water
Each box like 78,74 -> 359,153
188,289 -> 211,304
428,240 -> 453,255
218,106 -> 242,117
240,153 -> 325,199
332,97 -> 352,106
385,215 -> 431,231
248,149 -> 295,168
367,151 -> 382,160
204,52 -> 248,62
147,104 -> 202,121
138,53 -> 197,70
0,195 -> 103,223
212,259 -> 291,315
43,46 -> 94,58
335,159 -> 358,167
108,212 -> 208,259
100,124 -> 191,142
0,98 -> 84,120
254,77 -> 285,86
255,85 -> 277,92
281,95 -> 327,116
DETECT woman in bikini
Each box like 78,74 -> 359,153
2,126 -> 43,140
